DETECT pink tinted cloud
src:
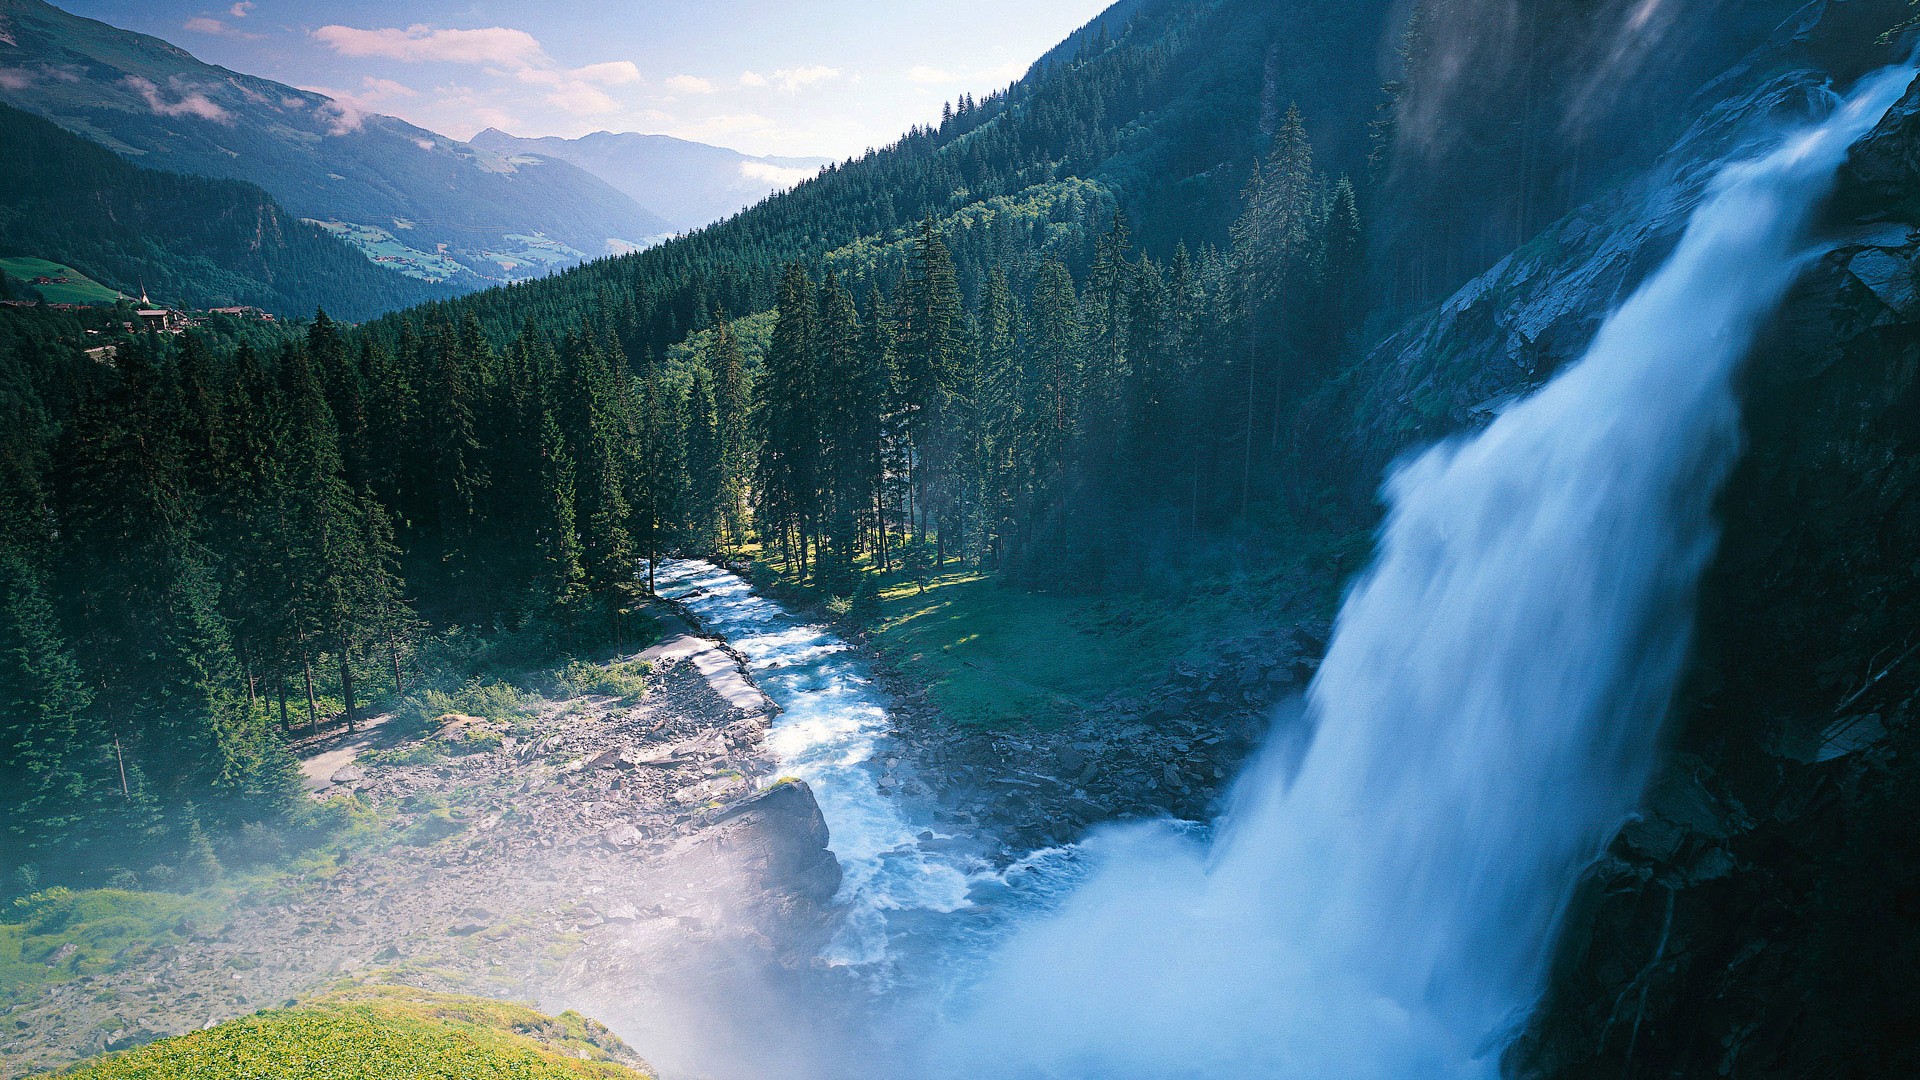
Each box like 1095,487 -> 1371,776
311,24 -> 548,69
124,76 -> 232,123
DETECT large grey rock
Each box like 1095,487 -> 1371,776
696,781 -> 842,906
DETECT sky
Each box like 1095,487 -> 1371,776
51,0 -> 1119,159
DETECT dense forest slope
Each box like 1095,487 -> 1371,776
0,103 -> 453,319
0,0 -> 669,287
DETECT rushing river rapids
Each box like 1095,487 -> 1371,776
653,63 -> 1918,1080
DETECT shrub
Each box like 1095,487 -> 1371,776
364,743 -> 445,768
401,810 -> 466,846
551,660 -> 650,703
391,679 -> 533,738
227,821 -> 286,866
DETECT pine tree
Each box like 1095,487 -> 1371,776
756,264 -> 820,573
896,221 -> 965,549
707,313 -> 754,552
526,404 -> 585,607
683,365 -> 724,556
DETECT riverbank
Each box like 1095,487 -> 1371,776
721,541 -> 1349,845
732,514 -> 1367,734
2,604 -> 836,1076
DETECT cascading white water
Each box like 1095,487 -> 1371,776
651,560 -> 977,969
932,65 -> 1917,1080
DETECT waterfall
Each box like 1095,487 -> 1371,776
933,65 -> 1917,1080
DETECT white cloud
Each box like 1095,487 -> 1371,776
0,68 -> 34,91
666,74 -> 716,95
184,15 -> 263,39
471,106 -> 520,132
738,70 -> 768,88
572,61 -> 641,85
300,76 -> 417,135
769,65 -> 841,93
906,64 -> 956,85
414,137 -> 436,150
546,82 -> 618,116
312,24 -> 549,68
229,1 -> 255,17
124,76 -> 231,123
738,160 -> 819,188
361,76 -> 418,98
309,22 -> 639,134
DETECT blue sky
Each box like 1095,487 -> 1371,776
51,1 -> 1118,158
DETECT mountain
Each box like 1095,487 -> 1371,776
0,0 -> 671,288
0,102 -> 454,319
469,128 -> 831,235
381,0 -> 1398,352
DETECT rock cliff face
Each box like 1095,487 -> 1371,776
1508,77 -> 1920,1078
1318,4 -> 1920,1074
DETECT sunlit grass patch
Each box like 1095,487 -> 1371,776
0,888 -> 215,1008
41,984 -> 651,1079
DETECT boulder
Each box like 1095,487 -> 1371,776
697,780 -> 842,905
600,823 -> 646,849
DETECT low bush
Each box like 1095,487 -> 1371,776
551,660 -> 650,703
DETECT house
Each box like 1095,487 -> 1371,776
133,287 -> 188,333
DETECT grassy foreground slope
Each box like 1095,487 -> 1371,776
39,986 -> 650,1080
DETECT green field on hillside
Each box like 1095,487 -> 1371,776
304,220 -> 470,283
0,257 -> 126,304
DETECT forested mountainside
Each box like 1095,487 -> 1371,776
0,0 -> 668,287
469,129 -> 833,236
0,0 -> 1389,892
0,104 -> 454,319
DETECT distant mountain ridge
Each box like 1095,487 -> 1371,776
0,101 -> 454,320
0,0 -> 670,287
469,128 -> 831,234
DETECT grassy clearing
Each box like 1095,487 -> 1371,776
749,515 -> 1371,730
303,220 -> 468,282
0,888 -> 216,1007
39,984 -> 650,1079
0,257 -> 127,304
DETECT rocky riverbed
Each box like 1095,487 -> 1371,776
6,567 -> 1332,1079
1,603 -> 841,1076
